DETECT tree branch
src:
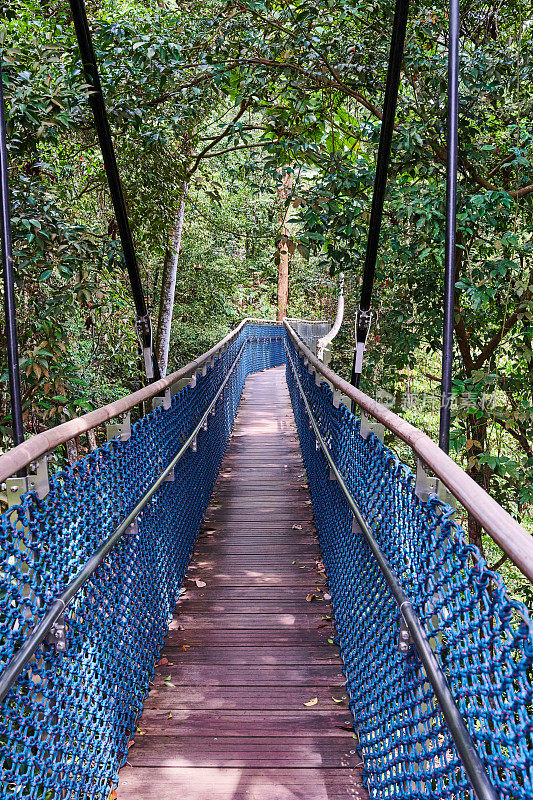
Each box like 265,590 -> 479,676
187,100 -> 251,176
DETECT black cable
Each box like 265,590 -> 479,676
0,56 -> 26,463
439,0 -> 459,453
68,0 -> 160,382
350,0 -> 410,397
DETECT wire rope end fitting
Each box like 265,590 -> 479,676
354,308 -> 373,374
135,313 -> 155,381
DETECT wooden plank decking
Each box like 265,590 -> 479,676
118,365 -> 368,800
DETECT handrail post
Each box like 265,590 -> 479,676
0,55 -> 25,463
68,0 -> 160,383
439,0 -> 460,453
350,0 -> 410,398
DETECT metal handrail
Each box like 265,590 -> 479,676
284,320 -> 533,583
284,341 -> 497,800
0,319 -> 281,483
0,339 -> 249,704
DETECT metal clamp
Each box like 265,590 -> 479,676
47,613 -> 67,653
353,308 -> 373,375
5,453 -> 50,504
398,613 -> 413,654
359,412 -> 384,443
106,412 -> 131,442
135,314 -> 154,380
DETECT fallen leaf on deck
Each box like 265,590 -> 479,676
127,740 -> 135,749
306,593 -> 316,602
182,644 -> 191,651
158,657 -> 169,666
304,697 -> 318,707
108,792 -> 117,800
177,625 -> 184,631
292,524 -> 302,530
168,712 -> 173,719
195,580 -> 207,588
332,697 -> 344,703
164,681 -> 175,687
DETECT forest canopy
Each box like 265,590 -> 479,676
0,0 -> 532,552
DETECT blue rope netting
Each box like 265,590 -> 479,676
0,323 -> 283,800
285,335 -> 533,800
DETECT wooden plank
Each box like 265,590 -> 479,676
160,646 -> 340,665
118,768 -> 368,800
174,601 -> 330,614
164,630 -> 334,647
143,685 -> 349,710
126,736 -> 359,768
150,665 -> 345,686
118,366 -> 367,800
136,710 -> 355,737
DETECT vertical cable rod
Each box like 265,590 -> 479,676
68,0 -> 160,381
439,0 -> 460,453
0,56 -> 25,456
350,0 -> 410,397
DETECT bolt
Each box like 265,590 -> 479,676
56,642 -> 65,651
400,630 -> 410,641
399,641 -> 410,653
11,486 -> 18,493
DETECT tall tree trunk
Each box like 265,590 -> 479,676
156,184 -> 187,376
277,237 -> 289,322
276,170 -> 293,322
465,414 -> 489,555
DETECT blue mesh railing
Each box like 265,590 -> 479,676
285,325 -> 533,800
0,322 -> 283,799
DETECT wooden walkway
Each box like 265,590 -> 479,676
118,366 -> 368,800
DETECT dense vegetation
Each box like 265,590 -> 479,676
1,0 -> 532,575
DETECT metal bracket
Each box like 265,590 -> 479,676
414,457 -> 456,507
47,613 -> 67,653
201,356 -> 216,377
329,466 -> 337,481
126,519 -> 139,536
359,412 -> 385,443
398,614 -> 413,654
190,435 -> 197,453
106,412 -> 131,442
5,453 -> 50,504
152,389 -> 171,411
332,390 -> 351,411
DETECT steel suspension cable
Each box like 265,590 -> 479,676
350,0 -> 410,399
439,0 -> 460,453
0,55 -> 25,460
68,0 -> 160,382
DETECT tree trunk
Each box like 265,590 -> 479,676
277,237 -> 289,322
465,413 -> 489,555
65,436 -> 78,466
87,428 -> 97,451
156,183 -> 187,376
276,170 -> 293,322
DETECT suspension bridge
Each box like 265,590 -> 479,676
1,0 -> 533,797
0,319 -> 532,800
